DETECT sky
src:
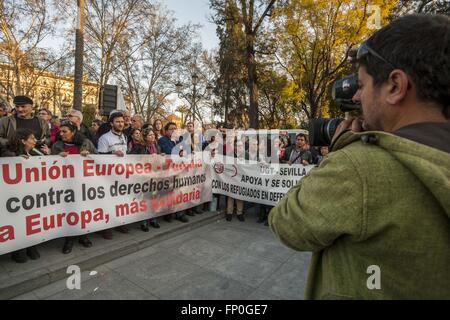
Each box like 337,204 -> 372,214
40,0 -> 219,118
164,0 -> 219,51
41,0 -> 219,52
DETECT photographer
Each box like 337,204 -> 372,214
269,14 -> 450,299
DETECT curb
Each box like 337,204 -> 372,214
1,211 -> 225,300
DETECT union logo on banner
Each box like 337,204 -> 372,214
213,162 -> 224,174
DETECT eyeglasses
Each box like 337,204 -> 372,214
356,41 -> 396,69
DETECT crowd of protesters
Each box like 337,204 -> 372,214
0,95 -> 329,264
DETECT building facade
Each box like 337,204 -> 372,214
0,63 -> 99,117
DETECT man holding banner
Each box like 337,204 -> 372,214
97,111 -> 130,238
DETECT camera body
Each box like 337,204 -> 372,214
309,74 -> 361,146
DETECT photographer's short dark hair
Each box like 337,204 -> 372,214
358,14 -> 449,114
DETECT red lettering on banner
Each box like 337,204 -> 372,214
115,199 -> 148,217
150,188 -> 201,210
26,214 -> 41,235
92,208 -> 105,222
2,163 -> 21,184
23,208 -> 105,237
67,212 -> 79,226
0,225 -> 15,242
2,162 -> 74,185
83,159 -> 95,177
135,163 -> 143,174
83,160 -> 153,178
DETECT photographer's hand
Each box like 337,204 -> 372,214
331,117 -> 363,145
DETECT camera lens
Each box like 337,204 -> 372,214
309,118 -> 344,146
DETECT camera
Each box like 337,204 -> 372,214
309,74 -> 361,146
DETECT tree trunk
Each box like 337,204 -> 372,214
224,75 -> 231,124
247,34 -> 259,129
14,60 -> 22,95
73,0 -> 85,112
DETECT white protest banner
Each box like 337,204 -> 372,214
0,153 -> 211,255
211,156 -> 315,206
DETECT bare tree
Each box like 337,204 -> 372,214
83,0 -> 149,87
115,3 -> 200,121
0,0 -> 62,100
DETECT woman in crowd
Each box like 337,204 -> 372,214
128,128 -> 161,230
274,136 -> 287,162
2,128 -> 50,263
127,128 -> 143,153
38,108 -> 60,145
142,122 -> 153,132
90,119 -> 103,148
153,119 -> 164,140
51,121 -> 97,254
316,146 -> 329,165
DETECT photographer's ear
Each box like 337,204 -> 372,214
386,69 -> 410,105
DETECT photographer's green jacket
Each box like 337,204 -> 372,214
269,130 -> 450,299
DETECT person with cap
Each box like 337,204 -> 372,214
0,95 -> 51,148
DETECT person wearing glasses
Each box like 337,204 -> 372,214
66,109 -> 93,143
97,111 -> 130,238
0,95 -> 51,148
270,14 -> 450,299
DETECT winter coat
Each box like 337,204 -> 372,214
269,130 -> 450,299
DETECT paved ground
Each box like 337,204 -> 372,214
12,211 -> 311,300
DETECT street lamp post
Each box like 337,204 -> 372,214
175,73 -> 213,124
